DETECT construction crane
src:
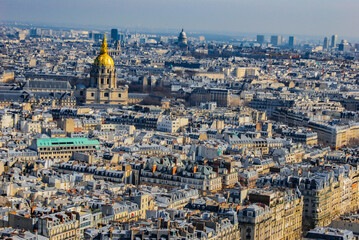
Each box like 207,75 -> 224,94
240,50 -> 300,75
316,58 -> 356,81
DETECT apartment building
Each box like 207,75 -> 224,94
140,157 -> 222,192
156,116 -> 189,133
30,137 -> 100,160
38,212 -> 79,240
257,166 -> 359,230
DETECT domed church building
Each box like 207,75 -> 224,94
178,29 -> 188,47
82,35 -> 128,105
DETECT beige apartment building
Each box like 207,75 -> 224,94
30,137 -> 100,160
240,190 -> 303,240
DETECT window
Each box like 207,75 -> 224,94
118,94 -> 121,98
91,93 -> 94,97
104,93 -> 109,97
101,79 -> 104,84
107,79 -> 110,84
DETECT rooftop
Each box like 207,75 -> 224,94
36,137 -> 100,147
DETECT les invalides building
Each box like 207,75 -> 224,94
79,35 -> 128,105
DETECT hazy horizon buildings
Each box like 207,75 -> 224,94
331,34 -> 338,48
270,35 -> 281,46
0,9 -> 359,238
323,37 -> 330,49
111,28 -> 119,42
30,28 -> 41,37
338,39 -> 350,52
288,36 -> 295,48
257,35 -> 265,44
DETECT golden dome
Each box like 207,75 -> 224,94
94,34 -> 114,67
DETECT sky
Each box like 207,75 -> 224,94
1,0 -> 359,38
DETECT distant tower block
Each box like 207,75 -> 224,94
323,37 -> 330,49
111,28 -> 119,42
288,36 -> 295,48
270,35 -> 282,46
331,34 -> 338,48
257,35 -> 265,44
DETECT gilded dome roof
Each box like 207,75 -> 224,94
94,35 -> 114,67
94,54 -> 114,67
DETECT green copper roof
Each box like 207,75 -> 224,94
36,138 -> 100,147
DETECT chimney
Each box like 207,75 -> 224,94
65,212 -> 73,220
109,227 -> 114,238
196,222 -> 205,231
172,166 -> 177,175
226,161 -> 233,173
31,206 -> 36,215
256,122 -> 262,131
56,214 -> 64,223
188,225 -> 196,233
158,217 -> 162,229
152,164 -> 157,173
167,219 -> 170,229
214,167 -> 219,177
193,165 -> 198,174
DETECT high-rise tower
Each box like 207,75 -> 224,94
331,35 -> 337,48
257,35 -> 265,44
270,35 -> 281,46
288,36 -> 296,48
323,37 -> 330,49
111,29 -> 119,42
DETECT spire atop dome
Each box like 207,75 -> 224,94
100,34 -> 108,54
94,34 -> 114,67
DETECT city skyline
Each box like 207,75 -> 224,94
0,1 -> 359,239
1,0 -> 359,39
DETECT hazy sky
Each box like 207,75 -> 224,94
1,0 -> 359,38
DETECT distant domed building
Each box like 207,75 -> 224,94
178,29 -> 188,47
79,35 -> 127,105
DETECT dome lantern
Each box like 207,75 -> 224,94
94,34 -> 114,67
